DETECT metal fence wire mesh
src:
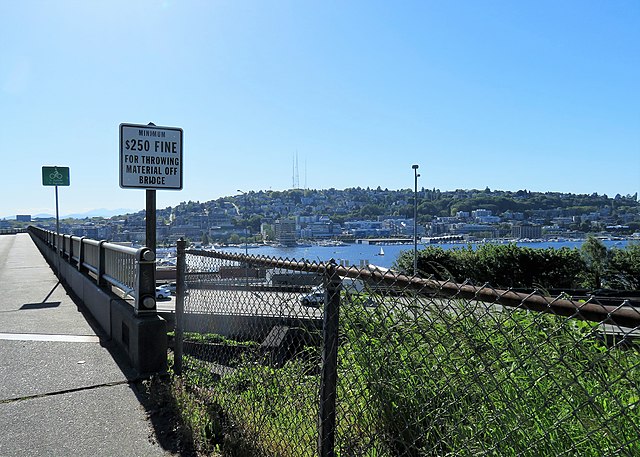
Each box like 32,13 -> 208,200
176,249 -> 640,457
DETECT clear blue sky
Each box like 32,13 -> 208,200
2,0 -> 639,217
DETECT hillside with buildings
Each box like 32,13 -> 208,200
7,188 -> 640,246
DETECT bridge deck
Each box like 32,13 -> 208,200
0,233 -> 171,456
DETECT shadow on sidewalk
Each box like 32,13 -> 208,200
20,302 -> 61,309
54,277 -> 196,455
18,281 -> 62,309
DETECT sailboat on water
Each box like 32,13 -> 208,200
377,247 -> 385,256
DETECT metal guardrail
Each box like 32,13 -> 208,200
28,226 -> 157,314
0,228 -> 28,235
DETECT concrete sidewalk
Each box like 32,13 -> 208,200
0,233 -> 175,456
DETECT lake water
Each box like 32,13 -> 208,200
218,239 -> 635,269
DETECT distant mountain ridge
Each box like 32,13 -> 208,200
2,208 -> 137,220
62,208 -> 138,219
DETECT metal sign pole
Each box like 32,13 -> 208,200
55,184 -> 61,276
146,189 -> 156,254
145,188 -> 157,308
41,166 -> 69,277
55,185 -> 60,235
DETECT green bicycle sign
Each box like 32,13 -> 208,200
42,166 -> 70,186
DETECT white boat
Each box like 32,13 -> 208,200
377,247 -> 385,256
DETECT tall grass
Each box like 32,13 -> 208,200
338,299 -> 640,456
172,298 -> 640,456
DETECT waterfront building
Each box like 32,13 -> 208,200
451,223 -> 498,238
343,220 -> 390,238
427,222 -> 449,236
275,218 -> 297,246
511,224 -> 543,239
552,217 -> 574,227
382,218 -> 417,237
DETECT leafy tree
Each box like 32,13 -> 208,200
358,204 -> 384,218
608,243 -> 640,290
262,225 -> 275,241
580,236 -> 609,289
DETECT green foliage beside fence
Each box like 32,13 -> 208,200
173,249 -> 640,456
172,296 -> 640,456
338,299 -> 640,456
395,240 -> 640,291
171,352 -> 319,456
608,243 -> 640,290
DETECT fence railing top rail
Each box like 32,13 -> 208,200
82,238 -> 101,247
103,241 -> 146,257
66,236 -> 144,258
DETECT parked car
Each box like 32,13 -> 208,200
155,285 -> 172,300
300,286 -> 325,307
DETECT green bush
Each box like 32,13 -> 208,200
395,242 -> 640,291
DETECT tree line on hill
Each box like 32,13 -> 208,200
168,187 -> 639,229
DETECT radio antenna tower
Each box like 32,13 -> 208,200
292,151 -> 300,189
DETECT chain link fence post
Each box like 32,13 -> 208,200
174,238 -> 186,375
319,260 -> 341,457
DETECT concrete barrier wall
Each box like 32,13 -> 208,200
30,233 -> 167,375
56,258 -> 113,337
111,299 -> 168,374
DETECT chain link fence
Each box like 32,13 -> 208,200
174,245 -> 640,457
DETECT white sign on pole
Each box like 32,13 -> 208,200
119,123 -> 183,190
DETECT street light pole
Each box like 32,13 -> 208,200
237,190 -> 248,256
237,190 -> 249,286
412,164 -> 420,276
